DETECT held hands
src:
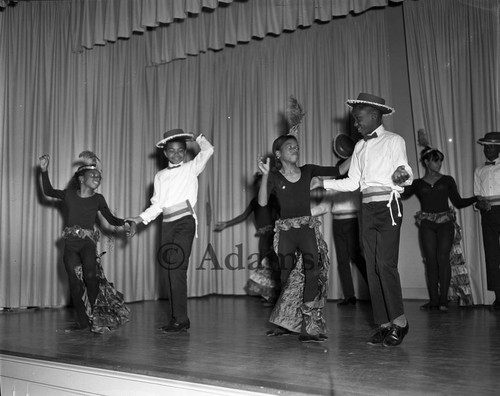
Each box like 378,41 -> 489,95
476,197 -> 491,211
39,154 -> 50,171
125,217 -> 141,238
392,165 -> 410,186
257,156 -> 270,176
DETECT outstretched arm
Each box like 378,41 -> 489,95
214,202 -> 254,232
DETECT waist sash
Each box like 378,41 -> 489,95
162,200 -> 194,222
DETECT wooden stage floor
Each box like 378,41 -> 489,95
1,296 -> 499,395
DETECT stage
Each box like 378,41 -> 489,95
1,296 -> 499,395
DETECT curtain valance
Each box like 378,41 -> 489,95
70,0 -> 404,65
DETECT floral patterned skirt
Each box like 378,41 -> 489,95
268,216 -> 329,334
75,253 -> 130,334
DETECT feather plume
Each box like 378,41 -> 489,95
286,95 -> 306,134
79,150 -> 100,165
76,150 -> 102,172
417,129 -> 430,148
276,111 -> 290,136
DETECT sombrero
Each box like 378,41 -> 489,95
156,129 -> 194,148
332,133 -> 356,159
477,132 -> 500,145
346,93 -> 395,115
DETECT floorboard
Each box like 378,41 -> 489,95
1,296 -> 499,395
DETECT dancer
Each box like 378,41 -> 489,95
214,173 -> 281,305
402,131 -> 477,311
39,152 -> 131,333
474,132 -> 500,311
127,129 -> 214,332
322,93 -> 413,347
258,134 -> 348,343
312,134 -> 368,306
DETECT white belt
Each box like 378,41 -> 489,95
362,187 -> 402,226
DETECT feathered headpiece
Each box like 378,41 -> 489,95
76,150 -> 102,173
417,129 -> 443,161
417,129 -> 430,148
284,95 -> 306,137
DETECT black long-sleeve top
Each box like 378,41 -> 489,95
402,175 -> 477,213
41,171 -> 125,229
266,164 -> 340,219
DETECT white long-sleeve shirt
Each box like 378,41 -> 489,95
139,135 -> 214,225
474,157 -> 500,198
323,125 -> 413,194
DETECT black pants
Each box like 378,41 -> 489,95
277,226 -> 319,303
480,206 -> 500,291
361,200 -> 404,325
419,219 -> 454,306
258,231 -> 281,289
63,237 -> 99,328
159,215 -> 196,324
332,217 -> 367,299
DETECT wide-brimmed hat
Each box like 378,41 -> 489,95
156,129 -> 194,148
477,132 -> 500,145
332,133 -> 356,159
346,93 -> 395,115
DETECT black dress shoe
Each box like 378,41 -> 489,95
337,297 -> 357,306
298,334 -> 325,343
367,325 -> 391,345
382,322 -> 409,347
160,319 -> 190,333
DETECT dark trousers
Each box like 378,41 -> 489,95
160,215 -> 196,323
361,200 -> 404,325
277,226 -> 319,302
332,217 -> 367,299
480,206 -> 500,291
419,220 -> 454,306
258,231 -> 280,288
63,237 -> 99,328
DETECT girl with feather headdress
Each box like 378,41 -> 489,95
401,129 -> 477,310
258,96 -> 350,342
39,151 -> 131,333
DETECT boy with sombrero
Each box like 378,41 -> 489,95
321,93 -> 413,346
474,132 -> 500,310
127,129 -> 214,332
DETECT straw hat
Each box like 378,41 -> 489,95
477,132 -> 500,145
346,93 -> 395,115
332,133 -> 356,159
156,129 -> 194,148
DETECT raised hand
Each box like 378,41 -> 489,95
39,154 -> 50,171
257,156 -> 270,176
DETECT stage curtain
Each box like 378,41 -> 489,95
403,0 -> 500,304
70,0 -> 404,65
0,0 -> 391,307
0,1 -> 17,10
